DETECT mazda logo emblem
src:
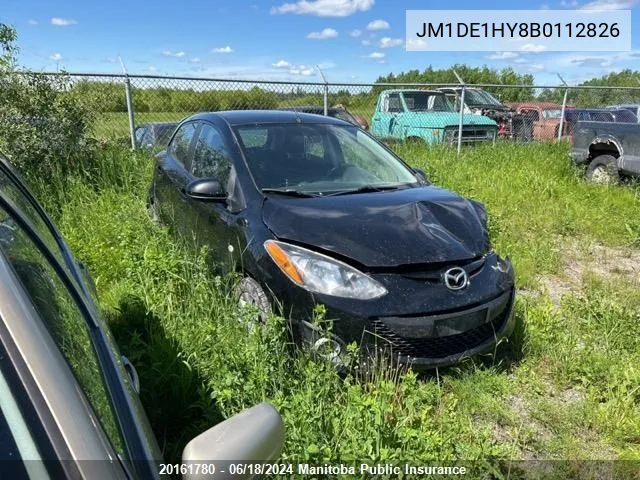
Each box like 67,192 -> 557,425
443,267 -> 469,291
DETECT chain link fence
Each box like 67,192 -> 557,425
22,72 -> 640,154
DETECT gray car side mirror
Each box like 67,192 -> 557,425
182,403 -> 285,480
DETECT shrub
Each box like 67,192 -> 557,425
0,22 -> 97,180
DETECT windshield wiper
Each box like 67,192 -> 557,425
324,184 -> 409,197
261,188 -> 318,198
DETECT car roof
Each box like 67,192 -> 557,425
188,110 -> 350,126
511,102 -> 567,109
277,106 -> 345,112
379,89 -> 441,95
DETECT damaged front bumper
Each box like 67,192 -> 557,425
292,253 -> 516,369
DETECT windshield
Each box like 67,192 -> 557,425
542,109 -> 562,118
234,123 -> 419,194
464,89 -> 503,107
402,92 -> 453,112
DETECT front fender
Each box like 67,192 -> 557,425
403,126 -> 443,144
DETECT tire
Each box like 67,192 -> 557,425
586,155 -> 620,185
236,277 -> 271,324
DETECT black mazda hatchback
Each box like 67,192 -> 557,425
148,110 -> 516,368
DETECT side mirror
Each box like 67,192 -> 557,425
413,168 -> 429,184
185,178 -> 226,202
182,403 -> 285,480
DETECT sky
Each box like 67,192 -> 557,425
2,0 -> 639,86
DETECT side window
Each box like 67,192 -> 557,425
0,166 -> 70,277
168,122 -> 198,166
0,205 -> 126,456
524,109 -> 540,121
388,94 -> 402,113
134,127 -> 146,145
380,95 -> 389,113
192,124 -> 233,189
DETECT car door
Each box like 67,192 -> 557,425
0,155 -> 162,476
153,121 -> 199,236
387,93 -> 405,139
372,93 -> 393,139
185,121 -> 245,273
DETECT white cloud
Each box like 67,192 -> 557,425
366,19 -> 389,30
162,50 -> 186,57
487,51 -> 519,60
189,57 -> 201,63
361,39 -> 372,46
379,37 -> 403,48
49,53 -> 62,61
560,0 -> 579,6
406,38 -> 427,48
580,0 -> 636,9
540,3 -> 550,8
350,29 -> 362,37
307,27 -> 338,39
364,51 -> 385,59
289,65 -> 315,75
514,58 -> 528,63
28,19 -> 38,25
272,59 -> 291,68
520,43 -> 548,53
270,0 -> 374,16
149,66 -> 157,72
51,17 -> 77,26
212,46 -> 234,53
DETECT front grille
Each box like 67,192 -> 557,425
444,126 -> 495,143
368,303 -> 510,360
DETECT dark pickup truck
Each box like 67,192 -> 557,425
571,121 -> 640,183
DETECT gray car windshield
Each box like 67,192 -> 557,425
235,123 -> 419,194
464,89 -> 503,107
403,93 -> 453,112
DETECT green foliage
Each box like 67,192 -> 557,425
0,22 -> 96,180
374,64 -> 535,102
28,141 -> 640,474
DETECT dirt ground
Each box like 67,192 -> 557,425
524,241 -> 639,306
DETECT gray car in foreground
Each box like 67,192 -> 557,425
0,152 -> 284,479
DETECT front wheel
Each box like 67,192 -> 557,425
236,277 -> 271,325
586,155 -> 620,185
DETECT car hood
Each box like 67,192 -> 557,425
401,111 -> 497,128
261,187 -> 489,268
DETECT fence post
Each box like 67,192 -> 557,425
124,75 -> 136,149
556,73 -> 569,142
316,65 -> 329,116
453,70 -> 465,156
558,88 -> 568,141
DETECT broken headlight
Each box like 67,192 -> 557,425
264,240 -> 387,300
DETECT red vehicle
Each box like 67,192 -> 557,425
509,102 -> 576,140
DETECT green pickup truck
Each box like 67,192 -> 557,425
370,89 -> 498,144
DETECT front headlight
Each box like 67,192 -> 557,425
264,240 -> 387,300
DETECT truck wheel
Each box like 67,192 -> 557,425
236,277 -> 271,325
586,155 -> 620,185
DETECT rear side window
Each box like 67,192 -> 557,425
0,205 -> 126,457
0,167 -> 70,277
168,122 -> 198,165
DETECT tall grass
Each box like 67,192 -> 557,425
32,142 -> 640,477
